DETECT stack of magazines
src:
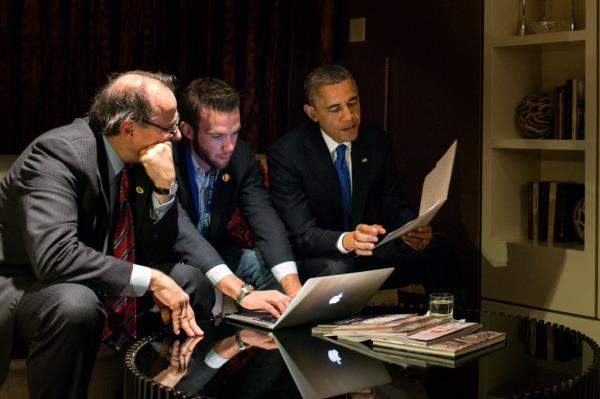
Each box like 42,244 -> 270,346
312,314 -> 506,361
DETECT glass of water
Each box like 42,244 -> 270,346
429,293 -> 454,317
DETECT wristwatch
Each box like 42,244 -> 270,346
153,181 -> 178,196
235,284 -> 255,305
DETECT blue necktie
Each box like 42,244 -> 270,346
335,144 -> 352,229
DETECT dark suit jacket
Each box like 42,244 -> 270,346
0,118 -> 180,383
267,122 -> 416,258
173,139 -> 294,272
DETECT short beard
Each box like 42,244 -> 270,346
190,137 -> 227,170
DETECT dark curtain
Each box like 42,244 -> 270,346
0,0 -> 336,153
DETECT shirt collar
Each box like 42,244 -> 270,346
189,152 -> 210,178
102,135 -> 125,180
320,129 -> 352,160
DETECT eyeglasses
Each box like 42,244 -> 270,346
140,119 -> 179,136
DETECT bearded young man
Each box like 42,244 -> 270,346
173,78 -> 302,312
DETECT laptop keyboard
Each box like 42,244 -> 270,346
254,314 -> 277,324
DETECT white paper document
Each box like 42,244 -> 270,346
375,140 -> 457,248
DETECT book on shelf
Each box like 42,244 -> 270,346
372,330 -> 506,359
538,181 -> 550,241
564,79 -> 573,139
527,181 -> 584,243
551,79 -> 584,140
547,181 -> 557,243
527,181 -> 539,240
576,80 -> 584,140
552,86 -> 565,139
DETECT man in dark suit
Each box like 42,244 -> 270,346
174,78 -> 302,299
0,71 -> 209,398
267,64 -> 458,293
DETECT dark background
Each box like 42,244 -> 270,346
0,0 -> 483,307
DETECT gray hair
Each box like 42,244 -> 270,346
88,70 -> 177,136
304,64 -> 356,105
179,77 -> 240,131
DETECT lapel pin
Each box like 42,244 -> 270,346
361,158 -> 368,163
136,186 -> 144,194
222,173 -> 231,182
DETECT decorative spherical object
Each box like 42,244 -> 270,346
573,198 -> 585,241
516,92 -> 553,138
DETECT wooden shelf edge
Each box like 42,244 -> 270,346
485,238 -> 585,252
491,138 -> 587,150
490,30 -> 588,47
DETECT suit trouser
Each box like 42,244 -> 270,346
13,262 -> 214,399
299,233 -> 461,296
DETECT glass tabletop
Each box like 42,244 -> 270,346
125,308 -> 600,399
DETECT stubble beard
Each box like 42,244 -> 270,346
191,138 -> 228,170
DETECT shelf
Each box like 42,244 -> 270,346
503,238 -> 584,252
492,139 -> 586,151
491,30 -> 587,48
483,0 -> 597,320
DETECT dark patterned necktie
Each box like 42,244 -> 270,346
102,168 -> 137,343
335,144 -> 352,229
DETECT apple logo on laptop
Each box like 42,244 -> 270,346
329,292 -> 343,304
328,349 -> 342,365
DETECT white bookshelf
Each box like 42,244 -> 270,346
481,0 -> 597,318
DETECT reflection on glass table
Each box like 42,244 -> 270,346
125,309 -> 600,399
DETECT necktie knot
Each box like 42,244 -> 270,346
335,144 -> 347,161
118,169 -> 130,202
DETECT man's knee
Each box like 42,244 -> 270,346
51,284 -> 104,331
18,283 -> 104,341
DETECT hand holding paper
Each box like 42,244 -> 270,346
401,225 -> 433,251
375,140 -> 457,249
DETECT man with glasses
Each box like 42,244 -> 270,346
173,77 -> 302,309
0,71 -> 212,398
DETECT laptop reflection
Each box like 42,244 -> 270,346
272,328 -> 392,399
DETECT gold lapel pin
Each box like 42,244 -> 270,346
136,186 -> 144,194
361,158 -> 368,163
222,173 -> 231,182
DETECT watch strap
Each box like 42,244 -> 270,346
235,284 -> 255,305
153,181 -> 178,196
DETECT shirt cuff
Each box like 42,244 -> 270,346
204,348 -> 229,369
120,264 -> 152,297
205,264 -> 235,285
150,194 -> 175,220
271,261 -> 298,282
337,232 -> 351,254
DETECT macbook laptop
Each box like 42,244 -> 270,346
225,267 -> 394,329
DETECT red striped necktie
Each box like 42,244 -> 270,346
102,168 -> 137,343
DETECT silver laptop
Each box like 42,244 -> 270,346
225,268 -> 394,329
273,328 -> 392,399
